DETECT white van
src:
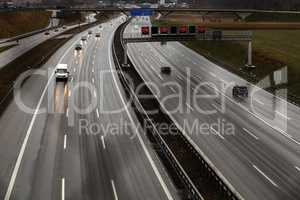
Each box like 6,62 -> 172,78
55,64 -> 69,81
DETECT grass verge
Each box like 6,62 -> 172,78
0,11 -> 51,39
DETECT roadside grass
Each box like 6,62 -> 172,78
0,44 -> 16,53
152,16 -> 300,104
0,11 -> 51,39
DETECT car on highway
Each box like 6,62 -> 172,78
81,36 -> 87,41
54,28 -> 59,32
88,30 -> 93,35
44,31 -> 50,35
99,25 -> 102,28
55,64 -> 69,81
95,33 -> 101,37
75,43 -> 83,50
232,86 -> 248,98
161,66 -> 172,74
62,25 -> 67,29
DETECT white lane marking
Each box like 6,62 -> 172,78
243,128 -> 259,140
295,166 -> 300,172
210,127 -> 225,140
4,36 -> 79,200
66,108 -> 69,118
210,72 -> 217,77
186,103 -> 194,111
61,178 -> 65,200
92,68 -> 94,73
73,68 -> 76,73
253,165 -> 278,187
275,111 -> 291,120
239,103 -> 249,111
101,136 -> 106,149
96,108 -> 99,118
64,134 -> 67,150
212,103 -> 222,113
169,86 -> 176,93
108,36 -> 174,200
208,84 -> 300,145
111,180 -> 119,200
254,98 -> 264,105
177,75 -> 183,80
94,90 -> 97,98
68,90 -> 71,97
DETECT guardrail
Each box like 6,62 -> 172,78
112,20 -> 205,200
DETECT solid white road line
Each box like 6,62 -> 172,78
108,35 -> 174,200
92,78 -> 95,83
61,178 -> 65,200
243,128 -> 259,140
101,136 -> 106,149
96,108 -> 99,118
64,134 -> 67,150
4,36 -> 79,200
111,180 -> 119,200
295,166 -> 300,172
275,111 -> 291,120
210,72 -> 217,77
253,165 -> 278,187
254,98 -> 264,105
210,127 -> 225,140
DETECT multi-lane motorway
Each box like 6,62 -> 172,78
1,13 -> 300,200
0,16 -> 179,200
125,17 -> 300,200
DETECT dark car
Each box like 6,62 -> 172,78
44,31 -> 50,35
233,86 -> 248,98
75,44 -> 82,51
161,66 -> 172,74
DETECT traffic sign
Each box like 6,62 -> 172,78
130,8 -> 153,16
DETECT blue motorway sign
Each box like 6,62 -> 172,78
130,8 -> 153,16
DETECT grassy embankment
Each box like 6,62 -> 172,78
152,13 -> 300,104
0,11 -> 51,39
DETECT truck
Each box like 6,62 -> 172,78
55,64 -> 69,81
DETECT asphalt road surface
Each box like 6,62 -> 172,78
125,16 -> 300,200
0,16 -> 179,200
